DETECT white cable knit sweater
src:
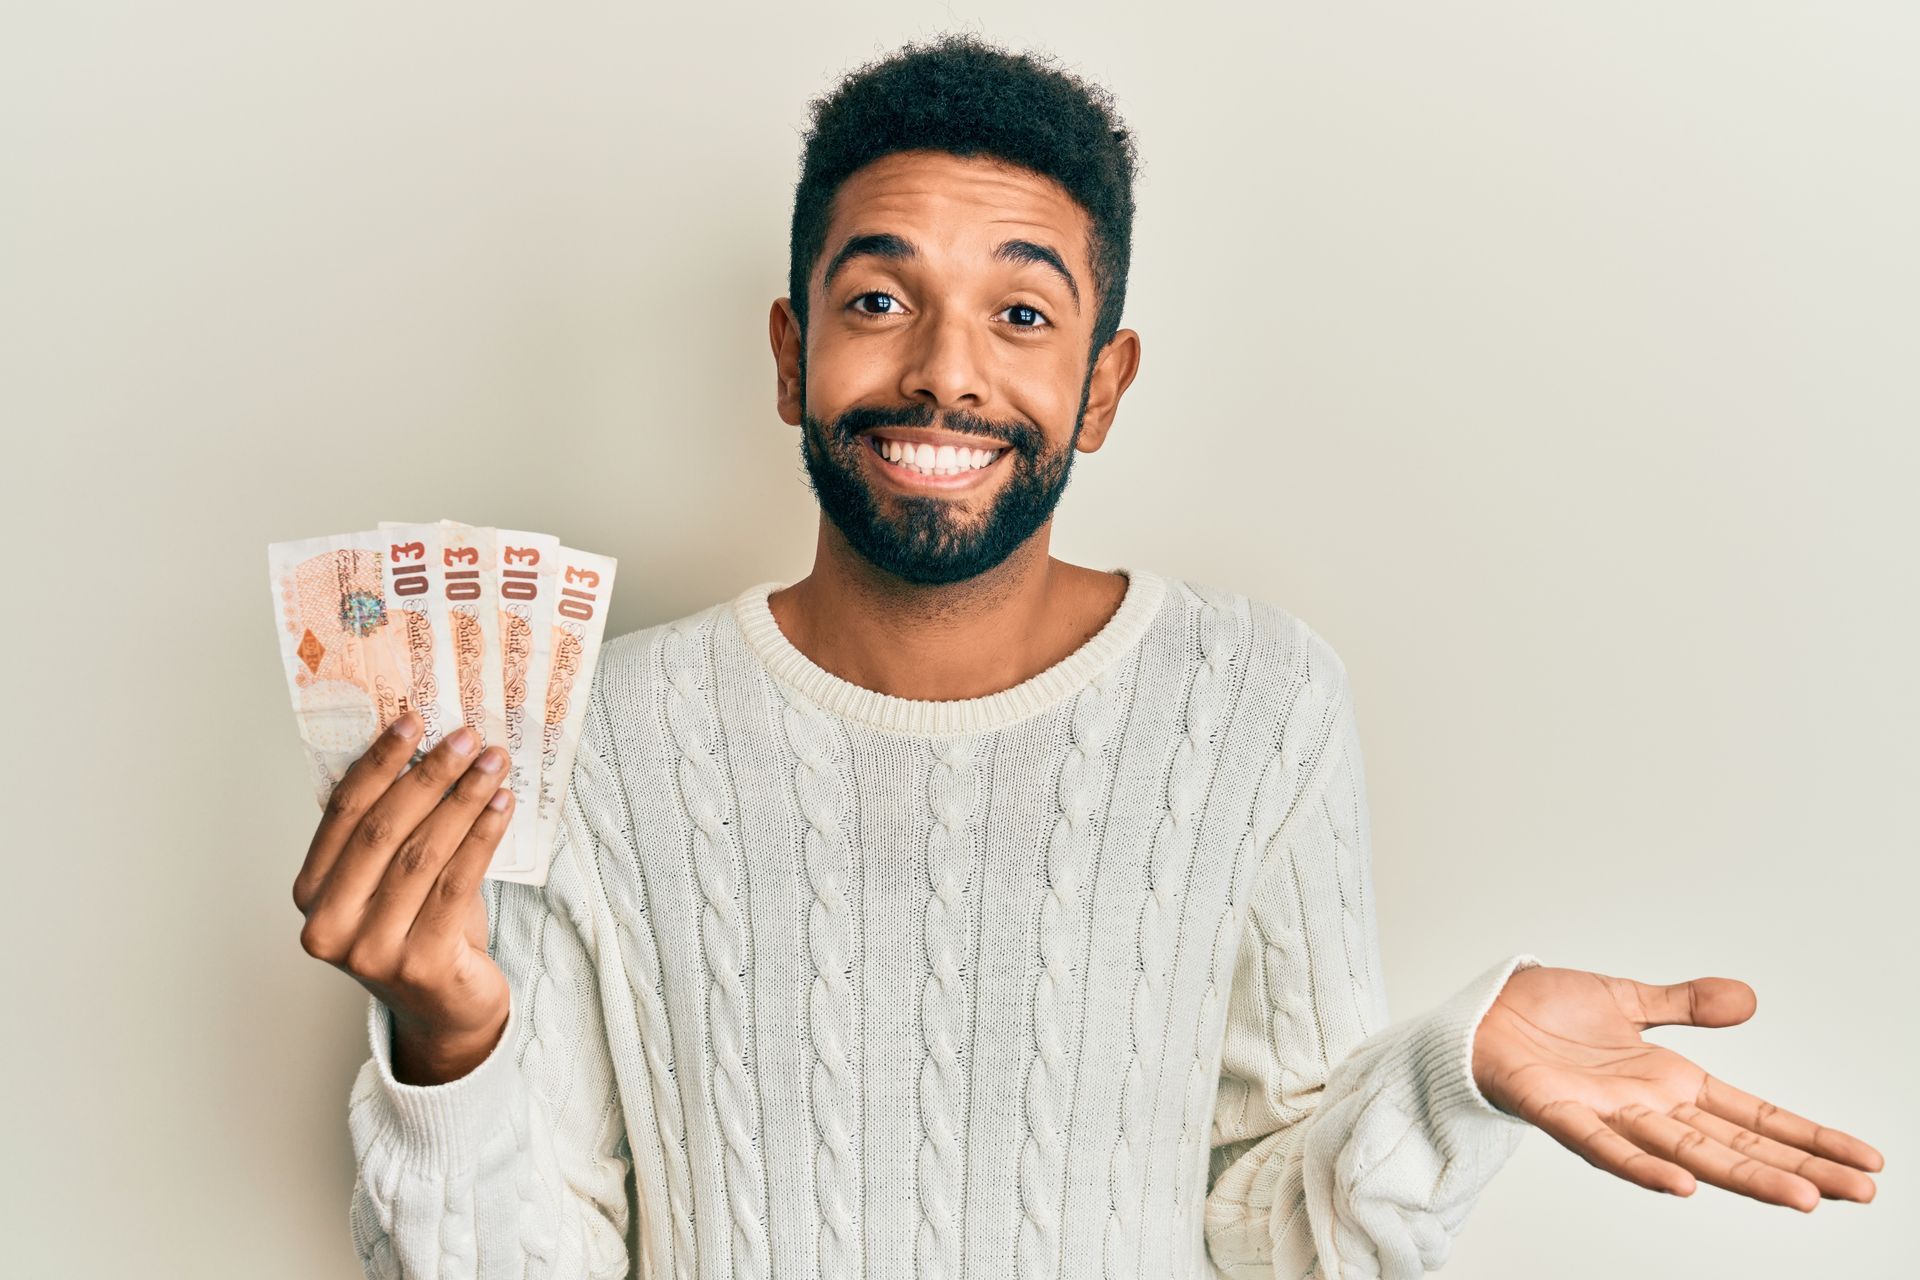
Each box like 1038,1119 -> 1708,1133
346,566 -> 1540,1279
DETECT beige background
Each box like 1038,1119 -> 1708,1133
4,3 -> 1912,1275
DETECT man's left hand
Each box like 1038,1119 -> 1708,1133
1472,964 -> 1884,1211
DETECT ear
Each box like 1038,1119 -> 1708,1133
770,297 -> 805,427
1074,328 -> 1141,454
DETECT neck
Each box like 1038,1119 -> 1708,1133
765,519 -> 1127,703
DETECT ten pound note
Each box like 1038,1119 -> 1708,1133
534,545 -> 618,852
268,522 -> 617,886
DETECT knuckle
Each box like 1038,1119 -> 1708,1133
344,938 -> 390,980
356,810 -> 398,850
413,748 -> 465,791
361,735 -> 399,769
394,832 -> 437,878
399,757 -> 439,792
401,767 -> 450,807
365,729 -> 412,769
299,921 -> 342,963
394,948 -> 439,991
322,784 -> 361,824
436,866 -> 474,902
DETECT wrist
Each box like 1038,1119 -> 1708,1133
389,1007 -> 508,1086
1471,964 -> 1538,1119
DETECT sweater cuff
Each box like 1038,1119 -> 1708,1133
362,992 -> 523,1174
1398,953 -> 1542,1142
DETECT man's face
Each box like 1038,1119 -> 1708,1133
771,149 -> 1133,586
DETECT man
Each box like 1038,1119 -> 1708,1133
295,33 -> 1883,1279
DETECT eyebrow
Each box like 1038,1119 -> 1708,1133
821,232 -> 1082,312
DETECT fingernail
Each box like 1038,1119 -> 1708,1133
393,712 -> 420,740
447,727 -> 476,754
476,746 -> 505,773
488,788 -> 511,811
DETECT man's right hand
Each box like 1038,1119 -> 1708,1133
292,711 -> 517,1085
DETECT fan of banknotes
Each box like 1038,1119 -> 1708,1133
267,520 -> 617,887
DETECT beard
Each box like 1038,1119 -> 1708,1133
795,368 -> 1091,587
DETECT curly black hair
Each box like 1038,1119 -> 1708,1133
787,32 -> 1142,372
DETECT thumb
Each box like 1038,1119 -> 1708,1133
1629,975 -> 1757,1030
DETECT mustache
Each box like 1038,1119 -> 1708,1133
828,403 -> 1042,455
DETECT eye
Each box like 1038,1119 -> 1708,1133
848,291 -> 905,317
998,302 -> 1052,330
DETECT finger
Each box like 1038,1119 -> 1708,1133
1671,1101 -> 1878,1203
1530,1097 -> 1696,1197
315,726 -> 483,911
293,711 -> 422,913
1612,1102 -> 1821,1212
411,785 -> 515,943
1622,975 -> 1756,1030
1694,1073 -> 1886,1173
357,745 -> 511,946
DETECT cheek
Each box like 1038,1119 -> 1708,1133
803,336 -> 897,413
1002,356 -> 1084,440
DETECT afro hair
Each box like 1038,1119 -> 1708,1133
787,32 -> 1142,370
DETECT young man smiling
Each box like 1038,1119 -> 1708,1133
306,32 -> 1882,1280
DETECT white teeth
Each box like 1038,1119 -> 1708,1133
872,435 -> 1003,476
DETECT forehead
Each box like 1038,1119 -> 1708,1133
820,149 -> 1092,278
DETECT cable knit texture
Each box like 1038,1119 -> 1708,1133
346,565 -> 1538,1278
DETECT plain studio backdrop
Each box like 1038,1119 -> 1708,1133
3,3 -> 1912,1276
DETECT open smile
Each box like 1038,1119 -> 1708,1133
862,432 -> 1010,491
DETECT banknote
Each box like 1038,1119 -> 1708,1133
378,522 -> 464,752
267,531 -> 458,805
533,545 -> 618,869
269,522 -> 617,885
434,520 -> 509,752
491,529 -> 560,878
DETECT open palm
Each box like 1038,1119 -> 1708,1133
1472,965 -> 1884,1211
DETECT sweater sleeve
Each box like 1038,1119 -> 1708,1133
1201,656 -> 1540,1279
344,784 -> 632,1279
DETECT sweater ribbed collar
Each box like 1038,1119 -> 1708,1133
728,566 -> 1168,737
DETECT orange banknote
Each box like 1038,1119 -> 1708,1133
533,545 -> 619,880
492,529 -> 559,880
267,530 -> 458,805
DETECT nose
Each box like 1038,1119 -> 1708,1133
896,304 -> 988,412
